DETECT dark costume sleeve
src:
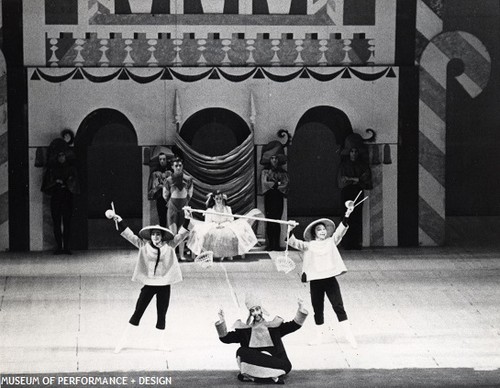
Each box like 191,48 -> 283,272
215,320 -> 242,344
279,308 -> 308,337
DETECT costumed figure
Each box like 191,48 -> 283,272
337,134 -> 372,250
148,152 -> 172,227
41,147 -> 80,255
287,202 -> 358,347
163,156 -> 193,261
215,295 -> 308,384
45,128 -> 77,166
187,190 -> 262,260
109,211 -> 191,353
260,141 -> 289,251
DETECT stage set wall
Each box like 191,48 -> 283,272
1,0 -> 497,251
27,66 -> 399,251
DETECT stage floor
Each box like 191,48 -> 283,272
0,246 -> 499,386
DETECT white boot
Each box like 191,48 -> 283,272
308,325 -> 326,346
340,320 -> 358,349
114,323 -> 135,353
157,329 -> 172,352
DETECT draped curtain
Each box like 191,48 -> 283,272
175,132 -> 255,216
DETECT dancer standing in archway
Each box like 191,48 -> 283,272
261,141 -> 289,251
163,156 -> 193,261
337,135 -> 372,250
41,147 -> 80,255
148,152 -> 172,227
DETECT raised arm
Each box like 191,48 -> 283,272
280,298 -> 308,337
215,308 -> 241,344
287,234 -> 308,251
332,204 -> 352,245
110,214 -> 145,249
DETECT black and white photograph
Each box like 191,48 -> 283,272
0,0 -> 500,387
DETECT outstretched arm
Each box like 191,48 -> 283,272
111,214 -> 145,249
287,234 -> 308,251
215,308 -> 241,344
280,298 -> 308,337
333,204 -> 352,245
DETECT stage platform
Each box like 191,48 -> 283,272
0,245 -> 499,387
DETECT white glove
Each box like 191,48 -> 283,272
345,205 -> 354,218
113,214 -> 123,223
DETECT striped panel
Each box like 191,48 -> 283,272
419,100 -> 444,154
370,147 -> 383,246
417,30 -> 491,246
416,0 -> 443,41
419,67 -> 446,121
418,196 -> 445,245
419,132 -> 444,188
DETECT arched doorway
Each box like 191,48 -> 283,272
73,109 -> 141,249
176,107 -> 255,214
180,107 -> 251,157
288,106 -> 352,237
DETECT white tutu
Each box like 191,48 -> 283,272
188,208 -> 261,257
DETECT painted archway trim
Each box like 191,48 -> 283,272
418,31 -> 491,245
30,66 -> 398,84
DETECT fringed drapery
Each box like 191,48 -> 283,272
175,133 -> 255,216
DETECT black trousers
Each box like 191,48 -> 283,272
237,347 -> 291,375
50,189 -> 73,250
129,285 -> 171,330
310,276 -> 347,325
264,189 -> 284,250
155,196 -> 168,227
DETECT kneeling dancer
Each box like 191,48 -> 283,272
215,295 -> 308,384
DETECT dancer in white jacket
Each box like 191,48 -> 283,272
287,203 -> 358,348
109,212 -> 190,353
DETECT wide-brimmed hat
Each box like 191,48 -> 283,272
303,218 -> 336,241
260,140 -> 287,166
138,225 -> 174,241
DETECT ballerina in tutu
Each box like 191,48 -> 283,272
187,190 -> 262,260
